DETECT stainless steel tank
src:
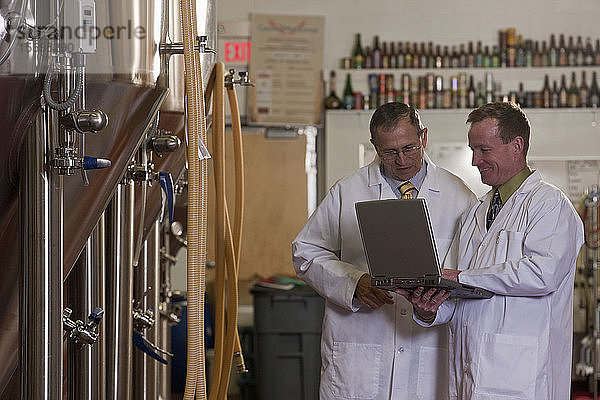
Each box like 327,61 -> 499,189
0,0 -> 217,396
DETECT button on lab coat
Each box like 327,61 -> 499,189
433,171 -> 584,400
292,154 -> 476,400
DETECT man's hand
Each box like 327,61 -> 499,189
396,286 -> 450,322
355,273 -> 394,309
442,268 -> 460,282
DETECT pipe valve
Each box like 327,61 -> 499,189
60,110 -> 109,134
133,307 -> 155,332
63,307 -> 104,346
149,130 -> 181,157
225,68 -> 254,88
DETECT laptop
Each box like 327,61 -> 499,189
355,199 -> 494,299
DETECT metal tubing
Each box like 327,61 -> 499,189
106,182 -> 135,400
133,240 -> 149,399
147,220 -> 161,399
20,105 -> 64,400
91,214 -> 107,400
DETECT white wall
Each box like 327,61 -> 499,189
218,0 -> 600,72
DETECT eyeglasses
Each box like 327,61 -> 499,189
379,144 -> 423,161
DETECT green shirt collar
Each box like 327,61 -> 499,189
496,166 -> 533,204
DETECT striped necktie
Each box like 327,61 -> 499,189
398,181 -> 416,199
486,188 -> 502,230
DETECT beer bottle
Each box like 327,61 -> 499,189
483,46 -> 491,68
491,46 -> 500,68
372,35 -> 382,69
567,36 -> 576,66
459,44 -> 467,68
412,42 -> 421,68
559,74 -> 568,107
532,41 -> 541,67
576,36 -> 584,67
364,46 -> 373,69
549,34 -> 558,67
434,75 -> 443,109
540,41 -> 549,67
595,40 -> 600,66
567,72 -> 579,107
352,33 -> 365,69
397,42 -> 405,69
324,71 -> 343,109
542,74 -> 551,108
475,41 -> 483,68
420,43 -> 428,69
558,34 -> 568,67
382,41 -> 390,69
579,71 -> 589,108
435,45 -> 442,68
551,80 -> 559,108
585,37 -> 594,66
427,42 -> 435,69
467,75 -> 477,108
404,42 -> 413,69
343,73 -> 354,109
590,72 -> 600,107
467,41 -> 475,68
525,40 -> 533,67
389,42 -> 397,69
442,45 -> 450,68
516,35 -> 525,67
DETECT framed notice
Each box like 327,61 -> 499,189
248,14 -> 324,126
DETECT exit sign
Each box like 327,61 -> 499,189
224,41 -> 251,63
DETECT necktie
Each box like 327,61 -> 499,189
398,181 -> 417,199
486,189 -> 502,230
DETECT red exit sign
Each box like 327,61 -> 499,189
224,41 -> 251,63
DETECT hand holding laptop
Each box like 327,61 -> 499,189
396,286 -> 451,322
355,273 -> 394,309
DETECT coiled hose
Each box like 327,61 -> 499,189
43,54 -> 85,111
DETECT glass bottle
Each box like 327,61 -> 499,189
559,74 -> 568,107
467,41 -> 475,68
551,80 -> 559,108
542,74 -> 551,108
343,73 -> 354,109
397,42 -> 405,69
576,36 -> 585,67
590,72 -> 600,107
475,41 -> 483,68
540,41 -> 549,67
372,35 -> 382,69
567,36 -> 576,66
558,34 -> 568,67
389,42 -> 397,69
585,37 -> 594,66
549,34 -> 558,67
325,71 -> 343,109
435,45 -> 442,68
427,42 -> 435,68
352,33 -> 364,69
579,71 -> 589,108
467,75 -> 477,108
404,42 -> 413,69
382,41 -> 390,69
595,40 -> 600,66
567,71 -> 579,107
420,43 -> 428,69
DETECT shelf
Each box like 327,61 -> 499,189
326,108 -> 600,115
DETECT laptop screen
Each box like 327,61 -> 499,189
355,199 -> 441,279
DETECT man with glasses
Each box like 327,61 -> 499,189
292,102 -> 476,400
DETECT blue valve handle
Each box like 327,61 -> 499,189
158,172 -> 174,223
133,331 -> 168,365
83,156 -> 112,170
88,307 -> 104,325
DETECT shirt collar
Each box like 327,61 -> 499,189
495,166 -> 533,204
381,159 -> 428,196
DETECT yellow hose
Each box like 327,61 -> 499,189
180,0 -> 208,398
209,62 -> 226,398
226,82 -> 246,373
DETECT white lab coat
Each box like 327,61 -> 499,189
432,171 -> 584,400
292,154 -> 476,400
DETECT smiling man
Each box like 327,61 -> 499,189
404,102 -> 584,400
292,102 -> 475,399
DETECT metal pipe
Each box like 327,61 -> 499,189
134,240 -> 149,399
91,214 -> 107,400
20,104 -> 64,400
106,182 -> 135,400
147,220 -> 161,399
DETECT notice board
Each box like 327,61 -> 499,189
248,13 -> 324,125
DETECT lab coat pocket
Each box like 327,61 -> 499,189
417,346 -> 449,400
332,341 -> 382,399
474,333 -> 537,399
493,230 -> 525,264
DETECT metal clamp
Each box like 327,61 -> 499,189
159,35 -> 217,56
133,307 -> 155,332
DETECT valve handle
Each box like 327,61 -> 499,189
89,307 -> 104,325
83,156 -> 112,170
133,331 -> 168,365
158,172 -> 174,223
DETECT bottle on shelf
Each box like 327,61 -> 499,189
343,73 -> 354,109
434,75 -> 443,109
467,41 -> 475,68
372,35 -> 382,69
551,80 -> 559,108
579,71 -> 589,108
558,34 -> 568,67
567,36 -> 576,66
427,42 -> 435,69
435,45 -> 442,68
576,36 -> 585,67
559,74 -> 568,107
549,34 -> 558,67
390,42 -> 397,69
567,71 -> 579,107
382,41 -> 390,69
532,41 -> 541,67
584,37 -> 594,66
412,42 -> 421,68
540,41 -> 549,67
364,46 -> 373,69
525,39 -> 533,67
404,42 -> 413,69
324,71 -> 343,110
352,33 -> 365,69
442,45 -> 451,68
590,72 -> 600,107
467,75 -> 477,108
475,41 -> 483,68
595,40 -> 600,66
420,43 -> 428,69
542,74 -> 551,108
